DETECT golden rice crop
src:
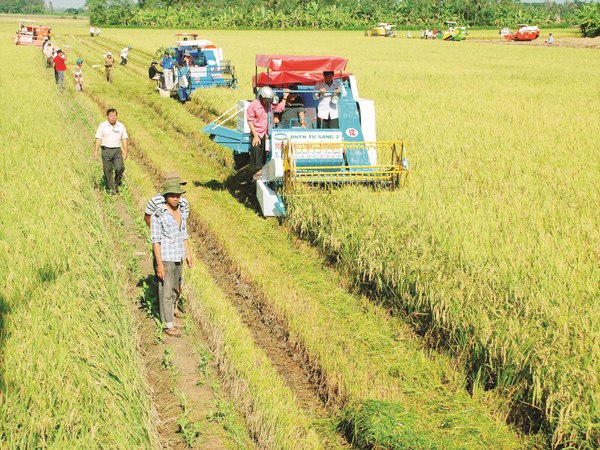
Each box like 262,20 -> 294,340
0,25 -> 156,448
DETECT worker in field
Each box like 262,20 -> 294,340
161,51 -> 175,90
148,60 -> 162,80
546,33 -> 553,46
104,52 -> 114,83
92,108 -> 129,194
74,58 -> 84,92
313,71 -> 345,129
53,49 -> 67,90
89,25 -> 94,37
247,86 -> 286,181
150,179 -> 193,337
120,45 -> 132,65
43,38 -> 53,67
145,173 -> 189,318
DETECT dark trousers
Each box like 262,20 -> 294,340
318,117 -> 339,129
250,137 -> 267,172
120,57 -> 127,65
101,146 -> 124,193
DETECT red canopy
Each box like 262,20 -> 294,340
254,71 -> 352,87
255,55 -> 347,72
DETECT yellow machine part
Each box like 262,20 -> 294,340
282,141 -> 409,194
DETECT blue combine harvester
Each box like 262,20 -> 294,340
164,33 -> 237,101
203,55 -> 409,217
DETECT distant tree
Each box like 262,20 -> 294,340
574,2 -> 600,37
48,1 -> 54,12
0,0 -> 45,14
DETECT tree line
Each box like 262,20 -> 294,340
3,0 -> 598,37
85,0 -> 598,36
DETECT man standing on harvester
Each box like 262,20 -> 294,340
246,86 -> 286,180
313,70 -> 344,129
151,179 -> 193,337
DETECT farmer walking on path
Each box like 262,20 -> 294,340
151,179 -> 193,337
144,172 -> 189,318
104,52 -> 114,83
93,108 -> 129,194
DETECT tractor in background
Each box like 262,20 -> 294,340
500,24 -> 540,41
14,19 -> 50,47
439,21 -> 468,41
159,33 -> 237,101
365,23 -> 397,37
203,55 -> 409,217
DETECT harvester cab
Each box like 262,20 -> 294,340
203,55 -> 409,217
15,19 -> 50,47
441,21 -> 467,41
163,34 -> 237,100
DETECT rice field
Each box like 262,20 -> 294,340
1,15 -> 598,449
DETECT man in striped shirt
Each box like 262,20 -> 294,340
151,179 -> 193,337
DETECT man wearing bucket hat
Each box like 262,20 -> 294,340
145,172 -> 189,318
151,179 -> 193,337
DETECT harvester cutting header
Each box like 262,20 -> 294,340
203,54 -> 409,217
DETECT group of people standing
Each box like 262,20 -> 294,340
93,108 -> 191,337
43,39 -> 84,92
246,70 -> 344,180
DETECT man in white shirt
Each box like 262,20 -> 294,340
93,108 -> 129,194
313,71 -> 345,129
120,45 -> 131,65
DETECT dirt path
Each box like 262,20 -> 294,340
113,201 -> 245,449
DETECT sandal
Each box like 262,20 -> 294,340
164,327 -> 181,337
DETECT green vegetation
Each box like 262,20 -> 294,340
574,2 -> 600,37
0,35 -> 156,448
87,0 -> 585,31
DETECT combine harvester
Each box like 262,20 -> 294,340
438,21 -> 468,41
500,24 -> 540,41
365,23 -> 397,37
160,33 -> 237,100
203,55 -> 409,217
14,19 -> 50,47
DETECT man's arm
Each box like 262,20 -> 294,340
122,138 -> 128,160
153,243 -> 165,280
150,215 -> 165,279
93,138 -> 101,159
184,240 -> 193,268
248,120 -> 260,147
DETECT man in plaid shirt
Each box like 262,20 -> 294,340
151,179 -> 193,337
